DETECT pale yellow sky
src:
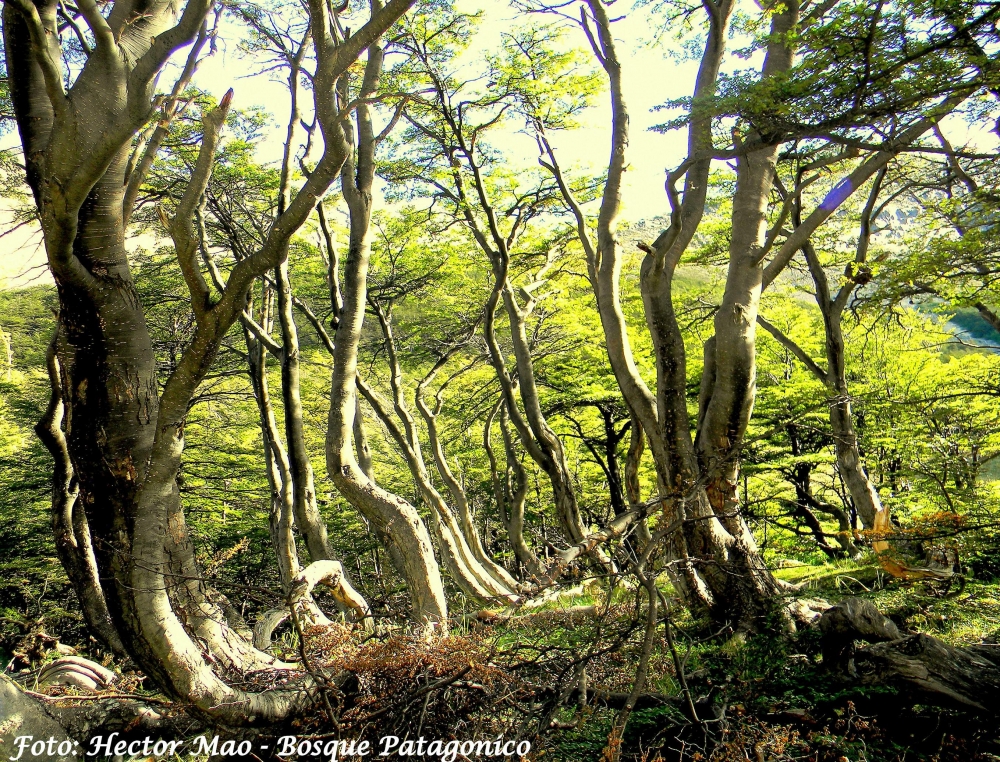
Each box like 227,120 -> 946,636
2,1 -> 993,288
3,1 -> 698,287
187,0 -> 697,219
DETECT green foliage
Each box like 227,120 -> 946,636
3,0 -> 1000,753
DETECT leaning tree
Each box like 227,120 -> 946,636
530,0 -> 1000,631
3,0 -> 416,719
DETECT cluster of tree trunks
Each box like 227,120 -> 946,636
4,0 -> 997,719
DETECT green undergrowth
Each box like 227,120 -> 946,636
774,555 -> 1000,646
536,606 -> 1000,761
498,569 -> 1000,760
7,569 -> 1000,762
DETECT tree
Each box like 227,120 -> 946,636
384,14 -> 608,554
530,0 -> 998,630
4,0 -> 416,717
320,7 -> 449,626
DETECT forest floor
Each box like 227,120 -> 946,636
3,554 -> 999,761
536,563 -> 1000,762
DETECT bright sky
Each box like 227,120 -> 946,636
4,1 -> 699,286
187,0 -> 697,218
2,1 -> 991,288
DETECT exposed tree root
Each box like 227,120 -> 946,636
254,561 -> 373,650
38,657 -> 117,691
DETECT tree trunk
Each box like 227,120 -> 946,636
417,377 -> 521,591
552,0 -> 783,628
643,0 -> 797,630
276,257 -> 335,561
498,282 -> 589,545
825,323 -> 882,531
357,373 -> 517,602
325,297 -> 448,625
242,291 -> 299,591
36,333 -> 126,657
821,598 -> 1000,713
484,398 -> 544,577
624,414 -> 652,546
325,65 -> 448,623
6,0 -> 416,715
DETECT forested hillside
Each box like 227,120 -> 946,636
2,0 -> 1000,760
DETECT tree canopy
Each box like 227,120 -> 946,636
1,0 -> 1000,759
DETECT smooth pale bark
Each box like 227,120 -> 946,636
801,171 -> 888,532
271,43 -> 335,565
254,560 -> 373,649
542,0 -> 715,613
356,370 -> 518,602
325,40 -> 447,625
482,274 -> 599,554
290,279 -> 419,592
553,0 -> 781,626
208,245 -> 302,595
324,256 -> 447,625
416,364 -> 521,591
134,96 -> 302,709
499,283 -> 589,544
818,317 -> 883,531
484,398 -> 544,577
669,0 -> 800,627
756,155 -> 966,576
567,0 -> 961,629
122,20 -> 212,224
6,0 -> 416,715
276,262 -> 332,563
759,304 -> 901,558
242,293 -> 300,591
362,307 -> 502,598
133,0 -> 419,694
353,395 -> 411,581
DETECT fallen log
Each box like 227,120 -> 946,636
855,634 -> 1000,713
820,597 -> 1000,713
819,597 -> 900,675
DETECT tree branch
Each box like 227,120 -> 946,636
756,315 -> 828,382
160,89 -> 232,321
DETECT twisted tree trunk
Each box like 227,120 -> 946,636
324,41 -> 447,625
6,0 -> 417,717
242,286 -> 299,592
484,398 -> 544,577
35,334 -> 126,656
416,366 -> 521,591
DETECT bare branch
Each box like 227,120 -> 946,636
756,315 -> 828,382
160,89 -> 233,321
